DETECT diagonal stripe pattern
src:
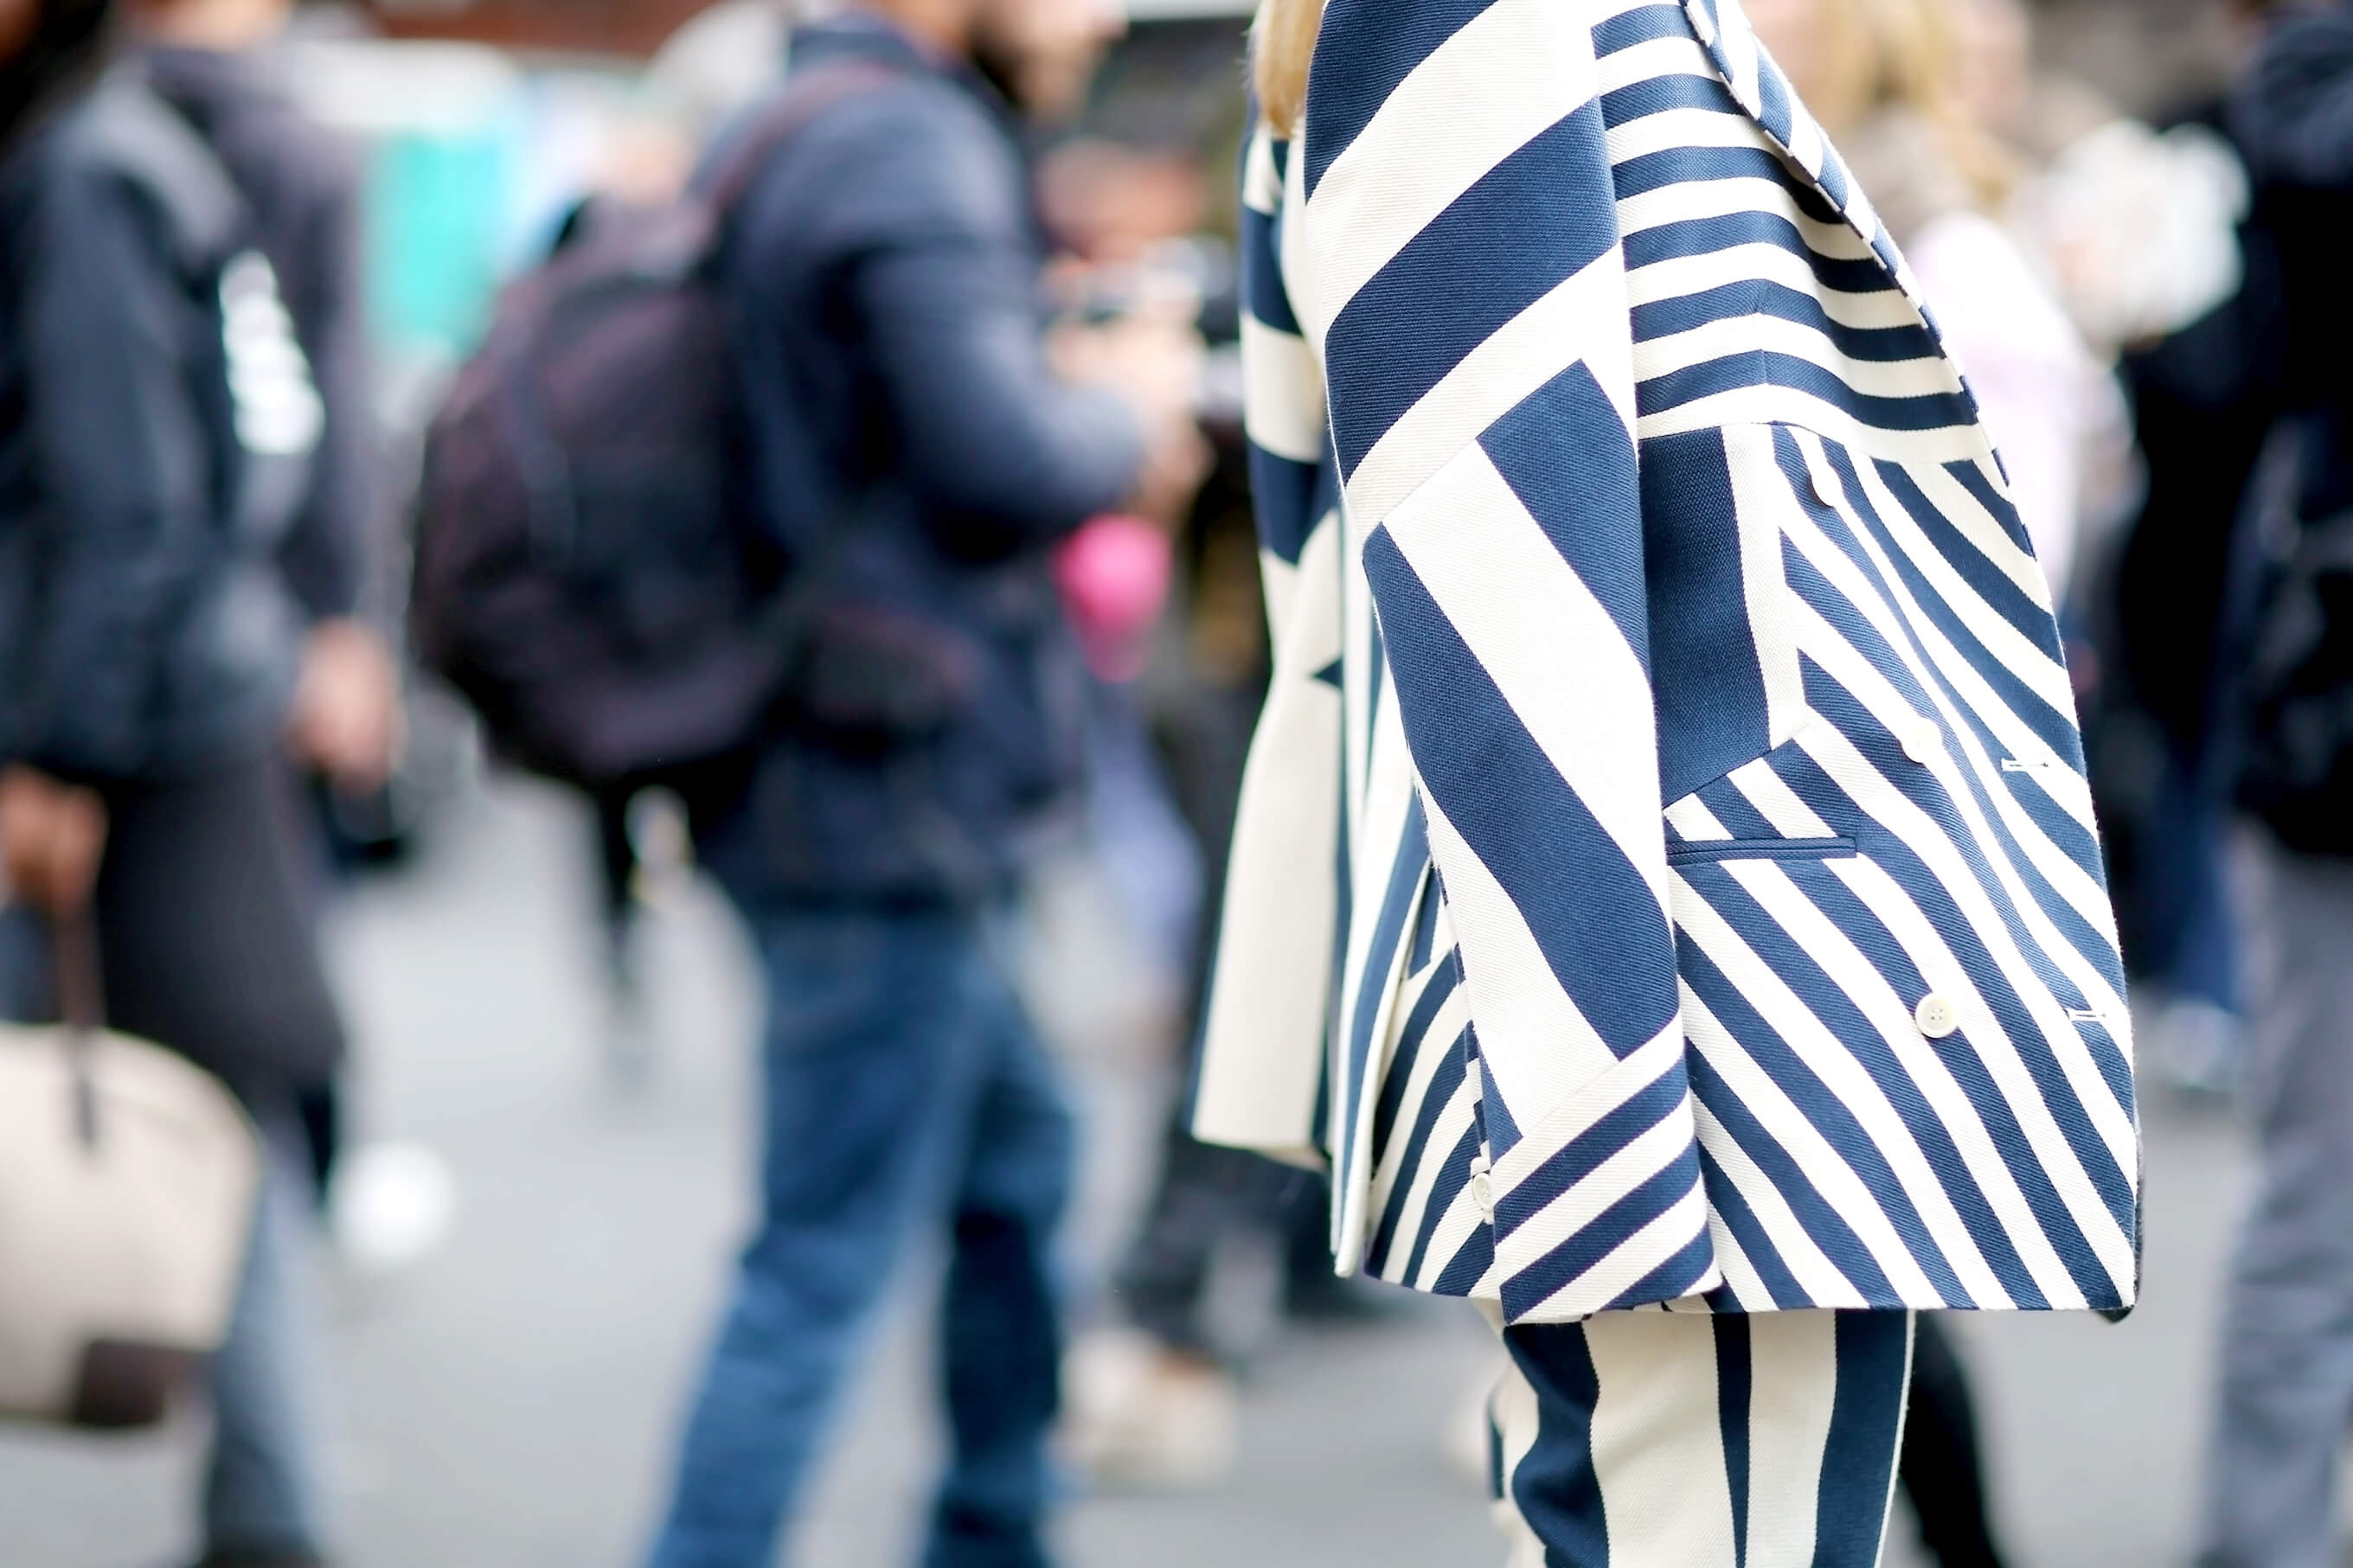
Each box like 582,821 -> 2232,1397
1191,0 -> 2138,1322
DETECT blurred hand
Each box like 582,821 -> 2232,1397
288,619 -> 404,794
1051,313 -> 1206,435
1125,418 -> 1215,531
0,765 -> 106,915
1051,314 -> 1212,528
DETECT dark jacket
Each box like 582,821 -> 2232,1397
144,47 -> 380,628
2113,101 -> 2287,762
0,58 -> 351,782
2222,4 -> 2353,850
700,16 -> 1143,906
2232,4 -> 2353,515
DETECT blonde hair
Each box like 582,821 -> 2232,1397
1253,0 -> 1324,138
1799,0 -> 2016,208
1255,0 -> 2010,203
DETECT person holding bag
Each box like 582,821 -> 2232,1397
0,0 -> 396,1558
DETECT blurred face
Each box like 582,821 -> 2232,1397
971,0 -> 1125,118
134,0 -> 292,48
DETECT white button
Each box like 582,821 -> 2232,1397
1915,993 -> 1960,1039
1468,1155 -> 1495,1220
1901,714 -> 1941,765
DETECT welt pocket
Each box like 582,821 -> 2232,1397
1666,835 -> 1858,866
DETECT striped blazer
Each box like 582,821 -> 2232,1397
1191,0 -> 2142,1325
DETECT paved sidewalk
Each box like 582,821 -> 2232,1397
0,778 -> 2260,1568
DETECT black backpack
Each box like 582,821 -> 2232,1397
410,66 -> 894,796
2235,414 -> 2353,854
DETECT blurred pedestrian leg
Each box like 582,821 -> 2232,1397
588,785 -> 692,1091
629,0 -> 1189,1552
202,1112 -> 335,1566
1898,1315 -> 2004,1568
1491,1310 -> 1913,1568
91,757 -> 348,1567
645,906 -> 1070,1568
2135,750 -> 2245,1097
2201,829 -> 2353,1568
1113,1122 -> 1296,1356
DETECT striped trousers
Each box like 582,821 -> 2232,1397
1490,1309 -> 1914,1567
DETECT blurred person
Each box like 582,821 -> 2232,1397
1953,0 -> 2262,1104
138,0 -> 401,1201
1747,0 -> 2124,608
2018,4 -> 2267,1102
635,0 -> 1205,1563
2199,4 -> 2353,1564
1199,0 -> 2141,1565
1981,0 -> 2250,368
0,0 -> 396,1560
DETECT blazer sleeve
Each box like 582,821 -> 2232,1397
1297,0 -> 1718,1319
1189,119 -> 1343,1167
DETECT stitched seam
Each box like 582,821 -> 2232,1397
1665,835 -> 1858,865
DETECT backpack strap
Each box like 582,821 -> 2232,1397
75,67 -> 247,276
701,61 -> 907,228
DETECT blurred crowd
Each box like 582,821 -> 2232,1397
10,0 -> 2353,1564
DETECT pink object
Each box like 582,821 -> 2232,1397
1055,514 -> 1174,682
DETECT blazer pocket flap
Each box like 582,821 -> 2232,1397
1667,835 -> 1857,866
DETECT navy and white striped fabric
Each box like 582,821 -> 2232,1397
1492,1308 -> 1913,1566
1192,0 -> 2141,1324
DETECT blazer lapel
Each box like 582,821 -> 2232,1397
1677,0 -> 1933,320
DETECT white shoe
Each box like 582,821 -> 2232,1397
1059,1328 -> 1241,1491
330,1142 -> 458,1276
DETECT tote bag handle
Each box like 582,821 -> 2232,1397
51,907 -> 106,1149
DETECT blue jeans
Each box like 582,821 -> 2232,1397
206,1111 -> 335,1559
647,904 -> 1074,1568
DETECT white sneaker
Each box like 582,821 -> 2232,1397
1058,1328 -> 1241,1491
330,1142 -> 458,1277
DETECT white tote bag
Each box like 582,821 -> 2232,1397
0,916 -> 260,1428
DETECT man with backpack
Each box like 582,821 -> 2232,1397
0,0 -> 395,1558
622,1 -> 1204,1564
